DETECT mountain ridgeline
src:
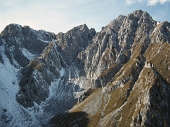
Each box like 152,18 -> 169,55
0,10 -> 170,127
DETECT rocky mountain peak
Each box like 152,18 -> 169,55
79,24 -> 89,31
1,23 -> 23,37
55,24 -> 96,65
130,10 -> 152,20
90,28 -> 96,36
150,21 -> 170,43
0,24 -> 56,67
132,9 -> 143,17
1,10 -> 170,127
105,15 -> 125,33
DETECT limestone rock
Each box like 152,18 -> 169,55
1,23 -> 56,67
1,10 -> 170,127
56,24 -> 96,65
50,10 -> 170,127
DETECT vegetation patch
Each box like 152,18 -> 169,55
29,60 -> 43,71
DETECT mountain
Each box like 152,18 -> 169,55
0,10 -> 170,127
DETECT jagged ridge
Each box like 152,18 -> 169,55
0,10 -> 170,127
50,10 -> 170,127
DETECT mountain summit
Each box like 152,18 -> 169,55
0,10 -> 170,127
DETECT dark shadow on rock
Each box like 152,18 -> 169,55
50,111 -> 89,127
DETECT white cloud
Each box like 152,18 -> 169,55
147,0 -> 159,5
159,0 -> 170,4
148,0 -> 170,5
125,0 -> 170,5
125,0 -> 142,5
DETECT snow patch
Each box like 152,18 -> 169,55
22,48 -> 36,60
0,44 -> 41,127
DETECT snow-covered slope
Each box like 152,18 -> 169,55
1,10 -> 170,127
0,23 -> 96,126
0,42 -> 41,127
0,25 -> 57,126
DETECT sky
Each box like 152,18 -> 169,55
0,0 -> 170,34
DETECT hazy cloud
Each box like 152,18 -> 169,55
126,0 -> 142,5
125,0 -> 170,5
147,0 -> 170,5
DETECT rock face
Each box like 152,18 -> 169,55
0,10 -> 170,127
15,24 -> 96,108
56,24 -> 96,65
0,36 -> 3,46
1,24 -> 56,67
50,10 -> 170,127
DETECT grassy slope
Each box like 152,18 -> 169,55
50,42 -> 170,127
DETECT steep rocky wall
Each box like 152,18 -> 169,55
56,24 -> 96,65
16,41 -> 67,107
50,10 -> 170,127
16,24 -> 96,108
79,10 -> 156,88
1,24 -> 56,67
1,9 -> 170,127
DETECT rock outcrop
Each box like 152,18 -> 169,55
50,10 -> 170,127
0,10 -> 170,127
1,24 -> 56,67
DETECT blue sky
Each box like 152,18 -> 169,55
0,0 -> 170,33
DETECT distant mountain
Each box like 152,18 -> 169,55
0,10 -> 170,127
